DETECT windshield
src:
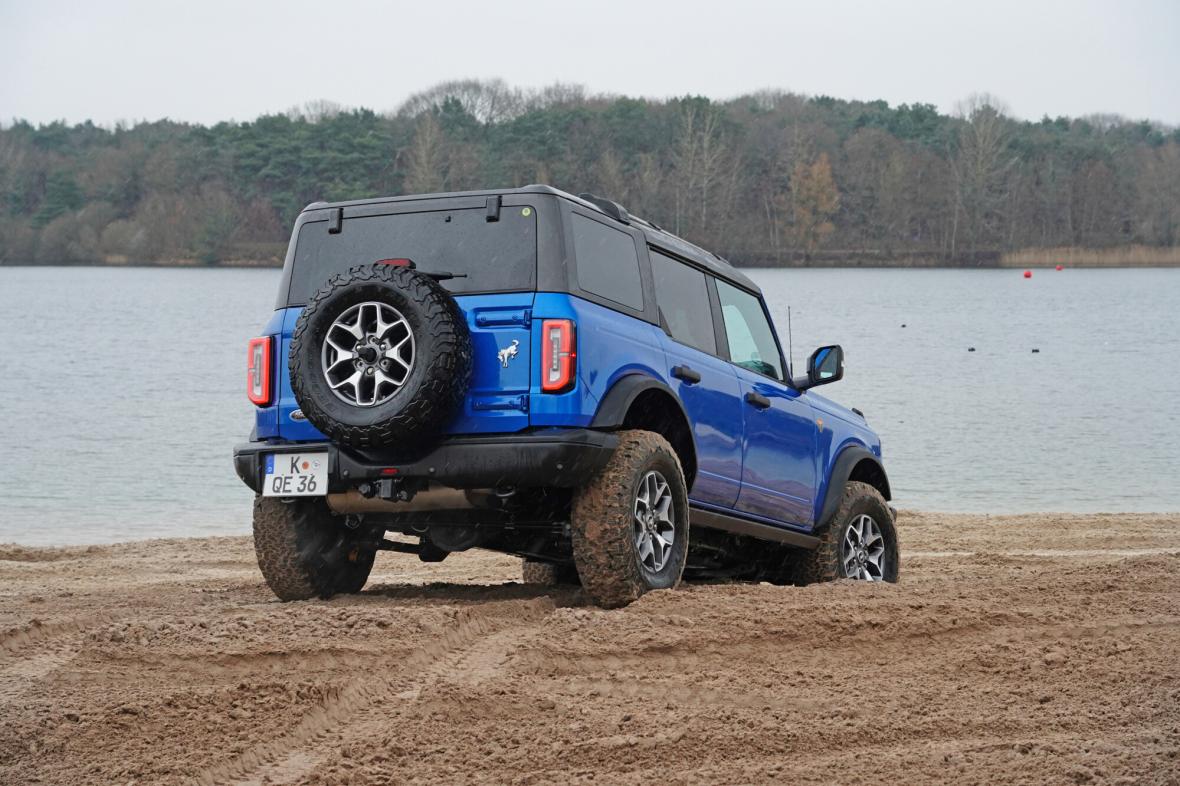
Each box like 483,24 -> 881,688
285,205 -> 537,305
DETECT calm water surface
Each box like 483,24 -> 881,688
1,266 -> 1177,545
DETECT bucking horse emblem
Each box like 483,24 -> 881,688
497,339 -> 520,368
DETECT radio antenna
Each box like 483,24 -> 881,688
787,305 -> 795,374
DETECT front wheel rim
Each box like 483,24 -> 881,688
841,514 -> 887,581
633,470 -> 675,573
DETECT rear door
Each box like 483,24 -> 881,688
715,279 -> 818,526
648,249 -> 743,507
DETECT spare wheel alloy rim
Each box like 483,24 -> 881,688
321,301 -> 415,407
633,470 -> 675,573
841,513 -> 887,581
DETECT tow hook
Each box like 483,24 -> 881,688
358,478 -> 415,503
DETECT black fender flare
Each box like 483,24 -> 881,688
815,446 -> 892,532
589,373 -> 697,485
590,373 -> 688,430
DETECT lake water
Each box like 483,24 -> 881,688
1,266 -> 1178,545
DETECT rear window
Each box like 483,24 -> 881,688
286,206 -> 536,304
571,213 -> 643,311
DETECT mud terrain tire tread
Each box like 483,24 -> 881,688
521,560 -> 580,587
796,481 -> 899,585
289,263 -> 472,449
253,496 -> 375,600
570,430 -> 688,609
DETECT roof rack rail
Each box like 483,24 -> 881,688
577,192 -> 630,225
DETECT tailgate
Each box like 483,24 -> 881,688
446,293 -> 535,434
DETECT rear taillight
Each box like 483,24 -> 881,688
247,336 -> 272,406
541,319 -> 576,393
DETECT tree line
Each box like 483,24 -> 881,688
1,79 -> 1177,267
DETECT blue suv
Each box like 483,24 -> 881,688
234,186 -> 898,607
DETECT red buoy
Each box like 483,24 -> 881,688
1055,264 -> 1064,271
1023,270 -> 1032,278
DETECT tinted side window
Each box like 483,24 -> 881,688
649,250 -> 716,355
715,280 -> 783,380
571,213 -> 643,311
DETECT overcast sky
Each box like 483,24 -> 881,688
2,0 -> 1178,127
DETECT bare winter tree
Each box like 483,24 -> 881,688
670,102 -> 730,236
949,93 -> 1019,260
395,79 -> 523,125
524,82 -> 589,111
401,113 -> 446,194
286,100 -> 345,122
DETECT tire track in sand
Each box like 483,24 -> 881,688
191,596 -> 556,786
0,615 -> 119,706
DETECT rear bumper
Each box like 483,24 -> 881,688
233,428 -> 619,494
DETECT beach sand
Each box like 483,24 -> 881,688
1,511 -> 1177,784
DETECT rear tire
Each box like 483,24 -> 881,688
521,559 -> 580,587
570,430 -> 688,608
796,481 -> 899,585
253,496 -> 376,600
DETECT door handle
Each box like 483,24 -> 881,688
671,365 -> 702,384
745,391 -> 771,410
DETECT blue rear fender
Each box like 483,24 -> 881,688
528,293 -> 668,428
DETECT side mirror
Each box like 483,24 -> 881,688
797,345 -> 844,389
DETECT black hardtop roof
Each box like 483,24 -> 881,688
303,185 -> 759,292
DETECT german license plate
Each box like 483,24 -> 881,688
262,452 -> 328,497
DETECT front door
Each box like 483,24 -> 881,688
715,279 -> 818,526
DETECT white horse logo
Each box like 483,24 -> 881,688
497,339 -> 520,368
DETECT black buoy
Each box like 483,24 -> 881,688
968,347 -> 976,352
901,323 -> 907,328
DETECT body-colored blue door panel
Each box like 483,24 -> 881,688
733,370 -> 818,526
657,334 -> 743,507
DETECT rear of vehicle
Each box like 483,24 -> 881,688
257,190 -> 550,444
237,189 -> 621,480
234,188 -> 657,604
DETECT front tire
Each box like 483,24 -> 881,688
797,481 -> 899,585
253,496 -> 376,600
570,431 -> 689,608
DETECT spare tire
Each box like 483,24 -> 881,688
289,263 -> 472,449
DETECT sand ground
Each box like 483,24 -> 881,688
1,511 -> 1177,785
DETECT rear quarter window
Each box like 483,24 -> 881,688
571,213 -> 643,311
287,207 -> 536,305
650,249 -> 716,355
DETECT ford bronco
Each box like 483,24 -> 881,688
233,185 -> 898,607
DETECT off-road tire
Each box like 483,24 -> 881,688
289,263 -> 472,450
570,430 -> 689,608
521,559 -> 580,587
253,496 -> 376,600
796,481 -> 899,585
